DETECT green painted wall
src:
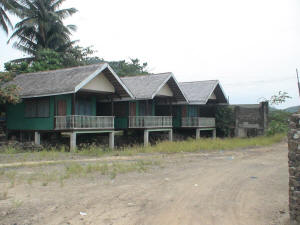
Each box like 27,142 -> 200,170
55,94 -> 72,116
6,96 -> 55,130
173,106 -> 181,128
6,94 -> 76,131
91,96 -> 96,116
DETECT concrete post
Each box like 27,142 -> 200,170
34,132 -> 40,145
109,132 -> 115,149
212,129 -> 216,139
168,129 -> 173,142
196,129 -> 201,140
144,130 -> 149,147
70,132 -> 76,152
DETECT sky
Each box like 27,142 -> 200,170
0,0 -> 299,109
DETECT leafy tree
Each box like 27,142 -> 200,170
5,46 -> 150,77
108,59 -> 148,77
267,110 -> 291,136
5,48 -> 64,74
215,106 -> 235,137
269,91 -> 291,105
266,91 -> 292,135
0,72 -> 19,104
8,0 -> 77,56
62,45 -> 103,67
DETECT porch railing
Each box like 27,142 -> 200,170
129,116 -> 172,128
181,117 -> 215,128
55,115 -> 114,130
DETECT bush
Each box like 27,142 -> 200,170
215,106 -> 235,137
266,110 -> 291,136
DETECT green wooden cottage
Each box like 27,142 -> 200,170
114,73 -> 188,146
6,63 -> 134,150
6,63 -> 228,149
173,80 -> 228,138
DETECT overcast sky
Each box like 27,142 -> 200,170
0,0 -> 299,109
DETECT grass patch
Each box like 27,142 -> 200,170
0,134 -> 285,164
120,133 -> 286,154
0,190 -> 8,200
1,160 -> 161,187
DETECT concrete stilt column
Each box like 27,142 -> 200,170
70,132 -> 77,152
109,132 -> 115,149
34,132 -> 40,145
144,130 -> 149,147
20,132 -> 25,142
168,129 -> 173,142
212,129 -> 216,139
196,129 -> 201,140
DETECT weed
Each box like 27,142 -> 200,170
12,199 -> 23,208
6,171 -> 17,188
0,190 -> 8,200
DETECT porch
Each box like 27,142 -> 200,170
128,116 -> 172,129
181,117 -> 216,128
55,115 -> 114,130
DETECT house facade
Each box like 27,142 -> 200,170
6,64 -> 230,150
171,80 -> 228,138
6,63 -> 133,150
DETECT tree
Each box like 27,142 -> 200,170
0,72 -> 19,104
108,59 -> 148,77
0,0 -> 17,34
215,106 -> 235,137
8,0 -> 77,56
266,91 -> 292,135
269,91 -> 291,105
5,48 -> 64,74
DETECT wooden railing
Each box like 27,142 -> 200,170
55,115 -> 114,130
129,116 -> 172,128
181,117 -> 215,128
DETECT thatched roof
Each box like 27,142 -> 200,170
121,73 -> 187,101
179,80 -> 228,104
9,63 -> 133,98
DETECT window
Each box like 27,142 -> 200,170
75,98 -> 92,115
25,98 -> 50,118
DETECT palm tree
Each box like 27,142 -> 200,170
8,0 -> 77,56
0,0 -> 15,34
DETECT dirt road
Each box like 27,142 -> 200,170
0,142 -> 289,225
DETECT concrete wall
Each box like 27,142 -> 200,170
288,114 -> 300,225
233,101 -> 268,137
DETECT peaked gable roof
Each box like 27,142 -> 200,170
179,80 -> 228,104
121,73 -> 187,101
9,63 -> 133,98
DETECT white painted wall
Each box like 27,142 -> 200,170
82,73 -> 115,93
157,83 -> 173,96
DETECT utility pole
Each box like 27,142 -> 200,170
297,69 -> 300,99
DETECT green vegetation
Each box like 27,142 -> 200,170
267,110 -> 291,136
266,91 -> 292,136
0,72 -> 20,104
0,134 -> 285,189
7,0 -> 77,56
0,0 -> 17,34
121,133 -> 285,154
0,160 -> 161,187
215,106 -> 235,137
0,134 -> 285,161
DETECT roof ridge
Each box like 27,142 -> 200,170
121,72 -> 171,79
179,80 -> 219,84
17,63 -> 106,77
